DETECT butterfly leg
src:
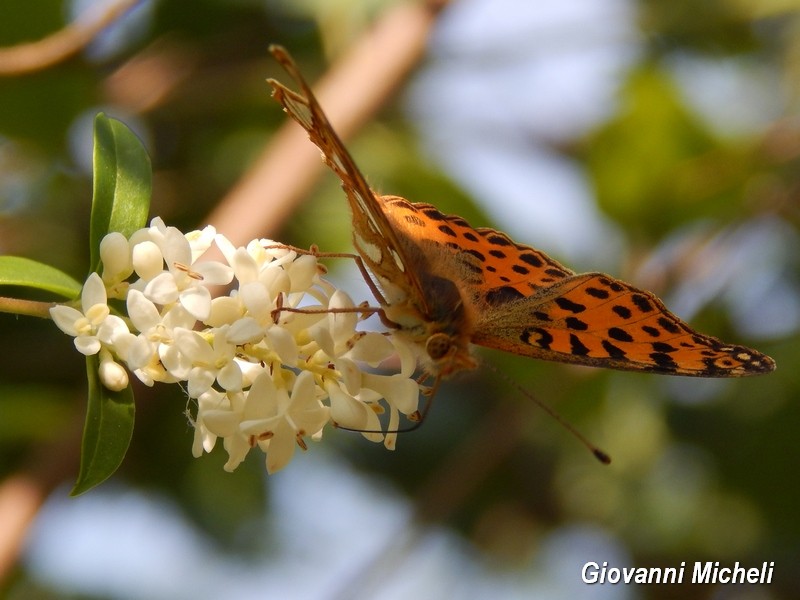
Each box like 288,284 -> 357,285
270,291 -> 383,324
262,243 -> 400,329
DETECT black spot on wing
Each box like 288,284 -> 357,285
612,305 -> 632,319
484,286 -> 525,306
658,316 -> 682,334
599,277 -> 625,292
697,335 -> 722,349
631,293 -> 654,313
570,334 -> 590,355
555,297 -> 586,313
601,340 -> 626,359
652,342 -> 677,353
422,208 -> 445,221
465,249 -> 485,262
438,224 -> 457,238
519,253 -> 543,268
521,327 -> 552,350
460,259 -> 483,275
486,234 -> 512,247
546,268 -> 568,278
586,287 -> 610,299
608,327 -> 633,342
565,317 -> 588,331
650,352 -> 678,369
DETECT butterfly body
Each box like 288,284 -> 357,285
268,46 -> 775,381
357,195 -> 479,375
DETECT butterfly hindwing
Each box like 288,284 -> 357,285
380,198 -> 575,292
472,272 -> 775,376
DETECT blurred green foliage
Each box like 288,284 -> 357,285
0,0 -> 798,599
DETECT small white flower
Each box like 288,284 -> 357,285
191,388 -> 225,457
174,326 -> 242,397
222,244 -> 261,286
328,355 -> 419,450
195,389 -> 253,472
206,295 -> 245,328
185,224 -> 217,262
361,371 -> 420,417
326,380 -> 383,443
55,222 -> 427,476
240,370 -> 330,474
132,220 -> 233,321
50,272 -> 136,390
223,281 -> 275,345
50,273 -> 115,356
125,289 -> 196,381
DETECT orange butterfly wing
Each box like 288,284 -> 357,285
381,199 -> 775,376
379,197 -> 574,292
267,47 -> 431,317
268,46 -> 775,378
269,46 -> 478,375
471,273 -> 774,376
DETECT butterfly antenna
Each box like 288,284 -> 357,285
486,364 -> 611,465
334,415 -> 423,436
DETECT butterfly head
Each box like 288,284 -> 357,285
424,331 -> 478,378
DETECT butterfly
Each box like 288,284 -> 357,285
267,45 -> 775,384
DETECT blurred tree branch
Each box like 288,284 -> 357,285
0,417 -> 81,583
330,398 -> 533,600
0,0 -> 139,76
203,0 -> 451,247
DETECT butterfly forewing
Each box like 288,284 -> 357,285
267,46 -> 430,316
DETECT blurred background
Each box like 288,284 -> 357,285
1,0 -> 798,598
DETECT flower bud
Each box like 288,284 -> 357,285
99,353 -> 129,391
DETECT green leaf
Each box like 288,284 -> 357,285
90,113 -> 152,272
71,354 -> 135,496
0,255 -> 82,299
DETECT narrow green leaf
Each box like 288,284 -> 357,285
90,113 -> 152,272
0,256 -> 82,299
70,355 -> 135,496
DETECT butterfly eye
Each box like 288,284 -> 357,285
426,333 -> 452,361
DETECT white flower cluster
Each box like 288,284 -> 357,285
50,218 -> 420,473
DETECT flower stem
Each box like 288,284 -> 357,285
0,296 -> 56,319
